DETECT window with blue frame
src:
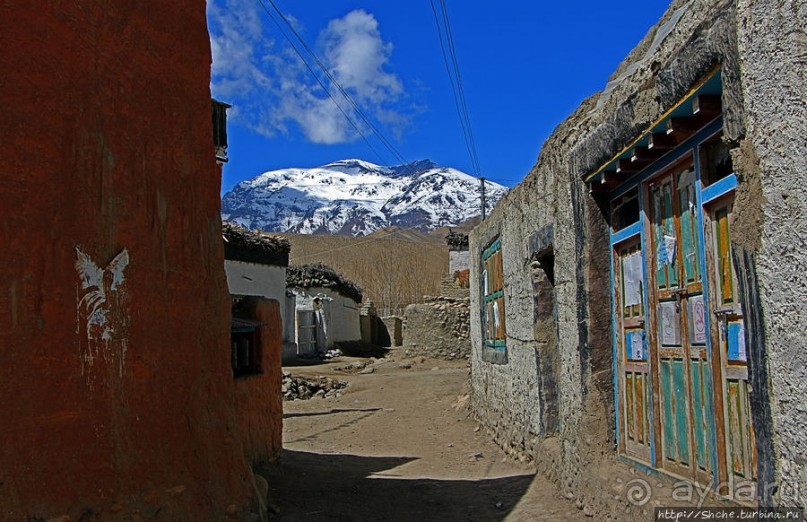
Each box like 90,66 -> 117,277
482,238 -> 506,351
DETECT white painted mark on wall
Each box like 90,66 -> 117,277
75,247 -> 130,384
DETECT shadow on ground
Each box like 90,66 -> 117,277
258,449 -> 535,521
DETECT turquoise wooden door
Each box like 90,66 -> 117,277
614,238 -> 652,461
649,165 -> 714,484
705,195 -> 757,501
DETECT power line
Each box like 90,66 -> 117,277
255,0 -> 389,167
428,0 -> 478,178
258,0 -> 423,177
439,0 -> 481,177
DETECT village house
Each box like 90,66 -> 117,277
0,2 -> 281,519
285,263 -> 364,359
222,221 -> 289,465
468,0 -> 805,517
223,220 -> 291,360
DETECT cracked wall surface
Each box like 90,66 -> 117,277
469,0 -> 805,515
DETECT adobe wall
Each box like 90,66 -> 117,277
234,299 -> 283,465
469,0 -> 805,515
226,260 -> 288,337
0,2 -> 253,519
293,288 -> 362,348
403,296 -> 471,360
733,0 -> 807,506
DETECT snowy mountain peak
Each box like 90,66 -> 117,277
222,160 -> 507,237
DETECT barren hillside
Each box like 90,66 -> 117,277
279,228 -> 448,316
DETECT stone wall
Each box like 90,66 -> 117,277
402,296 -> 471,359
0,1 -> 255,519
382,316 -> 403,347
469,0 -> 805,515
733,0 -> 807,506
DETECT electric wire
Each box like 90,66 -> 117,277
428,0 -> 479,178
255,0 -> 389,167
439,0 -> 481,177
260,0 -> 421,177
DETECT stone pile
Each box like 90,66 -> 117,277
402,296 -> 471,360
281,372 -> 348,401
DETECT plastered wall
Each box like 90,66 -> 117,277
0,2 -> 254,519
469,0 -> 805,514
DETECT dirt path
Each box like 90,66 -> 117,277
261,352 -> 584,521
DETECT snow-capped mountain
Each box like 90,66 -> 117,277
221,159 -> 508,236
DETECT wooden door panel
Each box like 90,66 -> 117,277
704,194 -> 756,497
615,239 -> 651,461
649,165 -> 715,482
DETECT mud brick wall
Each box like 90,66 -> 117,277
0,2 -> 255,519
469,0 -> 806,517
234,299 -> 284,465
382,316 -> 403,347
402,296 -> 471,359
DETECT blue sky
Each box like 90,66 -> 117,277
208,0 -> 672,192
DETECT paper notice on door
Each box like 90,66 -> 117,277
689,295 -> 707,344
660,301 -> 681,345
657,236 -> 667,270
664,235 -> 677,265
630,330 -> 645,360
622,251 -> 643,307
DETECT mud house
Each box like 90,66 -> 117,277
222,221 -> 288,465
469,0 -> 805,515
285,263 -> 363,358
223,220 -> 291,356
0,1 -> 284,519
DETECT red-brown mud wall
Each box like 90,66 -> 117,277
235,299 -> 284,465
0,2 -> 250,519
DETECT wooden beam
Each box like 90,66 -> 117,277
616,158 -> 640,174
601,169 -> 619,185
631,146 -> 662,163
589,170 -> 618,193
693,95 -> 721,117
666,117 -> 696,135
648,132 -> 677,150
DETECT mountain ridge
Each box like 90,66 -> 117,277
221,159 -> 507,236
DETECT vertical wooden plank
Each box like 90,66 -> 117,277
661,359 -> 675,459
691,360 -> 707,470
664,183 -> 679,287
673,359 -> 690,464
637,374 -> 645,444
626,373 -> 635,441
653,187 -> 667,289
745,384 -> 757,479
679,190 -> 695,282
728,380 -> 744,475
716,208 -> 733,303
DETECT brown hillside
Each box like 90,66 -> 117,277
279,229 -> 448,316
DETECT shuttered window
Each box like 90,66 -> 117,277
482,238 -> 506,350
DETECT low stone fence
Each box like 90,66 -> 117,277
402,296 -> 470,360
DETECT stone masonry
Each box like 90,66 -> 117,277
402,296 -> 471,360
468,0 -> 806,517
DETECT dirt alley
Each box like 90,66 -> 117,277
260,351 -> 585,521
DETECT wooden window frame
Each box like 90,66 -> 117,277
481,238 -> 507,359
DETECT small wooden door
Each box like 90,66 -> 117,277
705,196 -> 756,500
297,310 -> 317,355
648,165 -> 714,484
614,237 -> 651,461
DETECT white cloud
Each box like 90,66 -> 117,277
207,4 -> 409,145
321,10 -> 403,105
